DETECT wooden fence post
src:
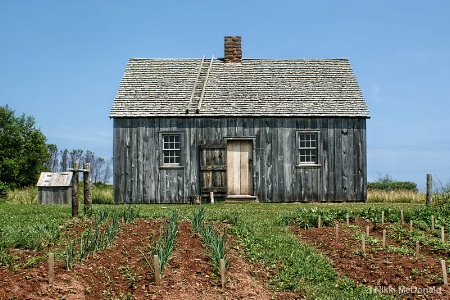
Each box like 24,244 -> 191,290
362,234 -> 366,254
153,255 -> 161,285
220,258 -> 226,289
382,229 -> 386,248
426,174 -> 432,206
83,163 -> 92,213
48,252 -> 54,285
71,162 -> 79,217
441,260 -> 448,286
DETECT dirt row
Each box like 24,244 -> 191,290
0,219 -> 301,300
290,218 -> 450,300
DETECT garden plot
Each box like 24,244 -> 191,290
0,215 -> 300,299
290,216 -> 450,300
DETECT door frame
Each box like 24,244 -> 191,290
224,137 -> 256,197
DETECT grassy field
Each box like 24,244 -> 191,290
1,185 -> 449,299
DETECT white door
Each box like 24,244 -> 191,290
226,140 -> 253,196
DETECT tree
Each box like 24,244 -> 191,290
44,144 -> 59,172
0,105 -> 49,193
44,146 -> 113,184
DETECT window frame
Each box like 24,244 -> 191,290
159,132 -> 184,169
295,130 -> 321,167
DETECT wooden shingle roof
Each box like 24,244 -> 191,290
110,58 -> 370,118
36,172 -> 73,187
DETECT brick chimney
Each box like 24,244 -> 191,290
224,36 -> 242,63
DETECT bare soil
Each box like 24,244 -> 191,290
290,218 -> 450,299
0,219 -> 302,300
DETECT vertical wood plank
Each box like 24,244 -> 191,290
240,141 -> 250,195
327,118 -> 336,201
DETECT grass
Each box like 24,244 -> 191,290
0,204 -> 70,266
367,189 -> 425,204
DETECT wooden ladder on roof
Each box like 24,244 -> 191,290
186,55 -> 214,114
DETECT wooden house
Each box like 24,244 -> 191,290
36,172 -> 73,204
109,36 -> 370,204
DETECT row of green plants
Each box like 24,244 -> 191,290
191,206 -> 228,275
64,206 -> 139,270
388,224 -> 450,252
280,205 -> 450,233
139,209 -> 179,279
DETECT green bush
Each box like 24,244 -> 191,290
0,181 -> 9,198
368,174 -> 418,192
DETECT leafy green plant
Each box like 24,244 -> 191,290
0,247 -> 12,267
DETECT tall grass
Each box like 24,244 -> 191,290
91,183 -> 114,204
2,184 -> 114,205
4,187 -> 38,204
367,189 -> 425,203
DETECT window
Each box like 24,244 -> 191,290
162,134 -> 181,165
297,131 -> 320,165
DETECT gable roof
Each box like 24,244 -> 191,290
110,58 -> 370,118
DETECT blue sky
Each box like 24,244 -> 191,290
1,1 -> 449,189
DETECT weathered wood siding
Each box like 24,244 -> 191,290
38,187 -> 72,204
113,117 -> 367,203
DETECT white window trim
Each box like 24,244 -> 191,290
159,132 -> 185,169
295,130 -> 321,167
